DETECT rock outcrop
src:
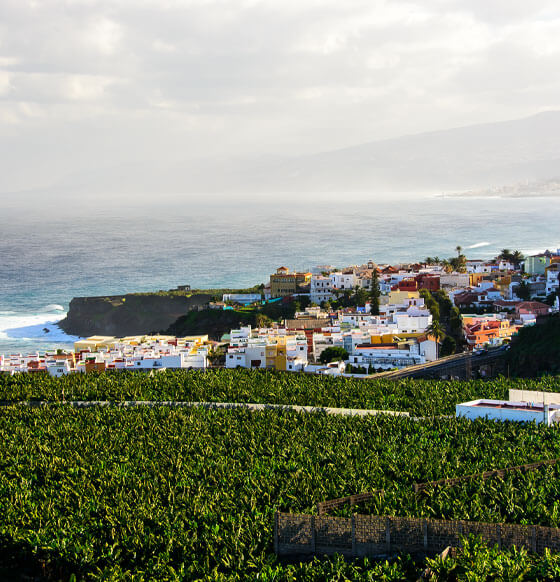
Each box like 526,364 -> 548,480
58,293 -> 213,337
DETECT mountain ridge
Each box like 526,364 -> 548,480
4,110 -> 560,201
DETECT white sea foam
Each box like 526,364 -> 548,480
467,242 -> 491,249
0,309 -> 81,343
43,304 -> 65,312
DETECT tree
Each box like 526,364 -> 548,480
420,289 -> 440,321
370,270 -> 380,315
440,335 -> 456,357
319,346 -> 349,364
499,249 -> 513,262
515,281 -> 531,301
448,255 -> 467,273
255,313 -> 274,328
456,245 -> 462,258
355,286 -> 369,307
426,320 -> 445,359
341,289 -> 352,307
442,259 -> 453,273
511,250 -> 525,268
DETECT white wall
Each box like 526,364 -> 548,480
456,399 -> 560,424
509,390 -> 560,405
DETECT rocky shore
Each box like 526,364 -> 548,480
58,293 -> 213,337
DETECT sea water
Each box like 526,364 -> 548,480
1,194 -> 559,354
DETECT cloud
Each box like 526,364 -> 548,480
0,0 -> 560,193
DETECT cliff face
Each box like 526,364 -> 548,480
58,293 -> 213,337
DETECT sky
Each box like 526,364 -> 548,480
2,0 -> 560,193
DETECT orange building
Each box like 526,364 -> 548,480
463,317 -> 519,350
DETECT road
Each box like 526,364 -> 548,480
371,349 -> 506,380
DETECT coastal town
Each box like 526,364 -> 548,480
2,248 -> 559,377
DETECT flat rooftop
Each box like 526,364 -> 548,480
471,400 -> 560,412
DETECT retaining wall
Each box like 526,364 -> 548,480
275,512 -> 560,557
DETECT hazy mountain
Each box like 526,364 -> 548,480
4,111 -> 560,204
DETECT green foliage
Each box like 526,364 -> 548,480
516,280 -> 532,301
166,308 -> 255,339
423,289 -> 464,352
499,249 -> 525,268
370,270 -> 380,315
507,315 -> 560,377
440,336 -> 456,357
425,537 -> 560,581
255,313 -> 274,328
354,286 -> 369,307
3,368 -> 560,415
259,553 -> 417,580
3,408 -> 560,579
448,255 -> 467,273
420,290 -> 440,322
318,346 -> 349,364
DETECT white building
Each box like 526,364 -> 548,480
393,312 -> 432,333
304,361 -> 346,375
310,275 -> 334,304
46,359 -> 72,377
466,261 -> 495,274
457,399 -> 560,425
350,344 -> 424,370
546,264 -> 560,295
127,351 -> 208,370
330,272 -> 357,290
312,332 -> 344,361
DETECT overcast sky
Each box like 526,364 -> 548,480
2,0 -> 560,192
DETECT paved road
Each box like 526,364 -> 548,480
373,349 -> 506,380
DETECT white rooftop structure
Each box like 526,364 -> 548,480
457,399 -> 560,425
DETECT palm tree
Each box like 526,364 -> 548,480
424,257 -> 433,265
499,249 -> 512,261
511,250 -> 525,268
426,320 -> 445,359
456,245 -> 462,258
442,260 -> 453,274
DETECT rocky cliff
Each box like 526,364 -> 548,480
58,293 -> 213,337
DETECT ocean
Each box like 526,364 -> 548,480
1,194 -> 559,354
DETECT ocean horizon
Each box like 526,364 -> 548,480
2,193 -> 559,354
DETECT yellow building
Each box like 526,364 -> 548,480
176,335 -> 210,354
74,336 -> 117,352
274,336 -> 288,371
369,332 -> 424,344
74,334 -> 210,354
270,267 -> 312,298
265,344 -> 278,368
382,290 -> 420,305
494,275 -> 512,298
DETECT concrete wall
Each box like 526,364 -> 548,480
510,390 -> 560,406
276,512 -> 557,557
